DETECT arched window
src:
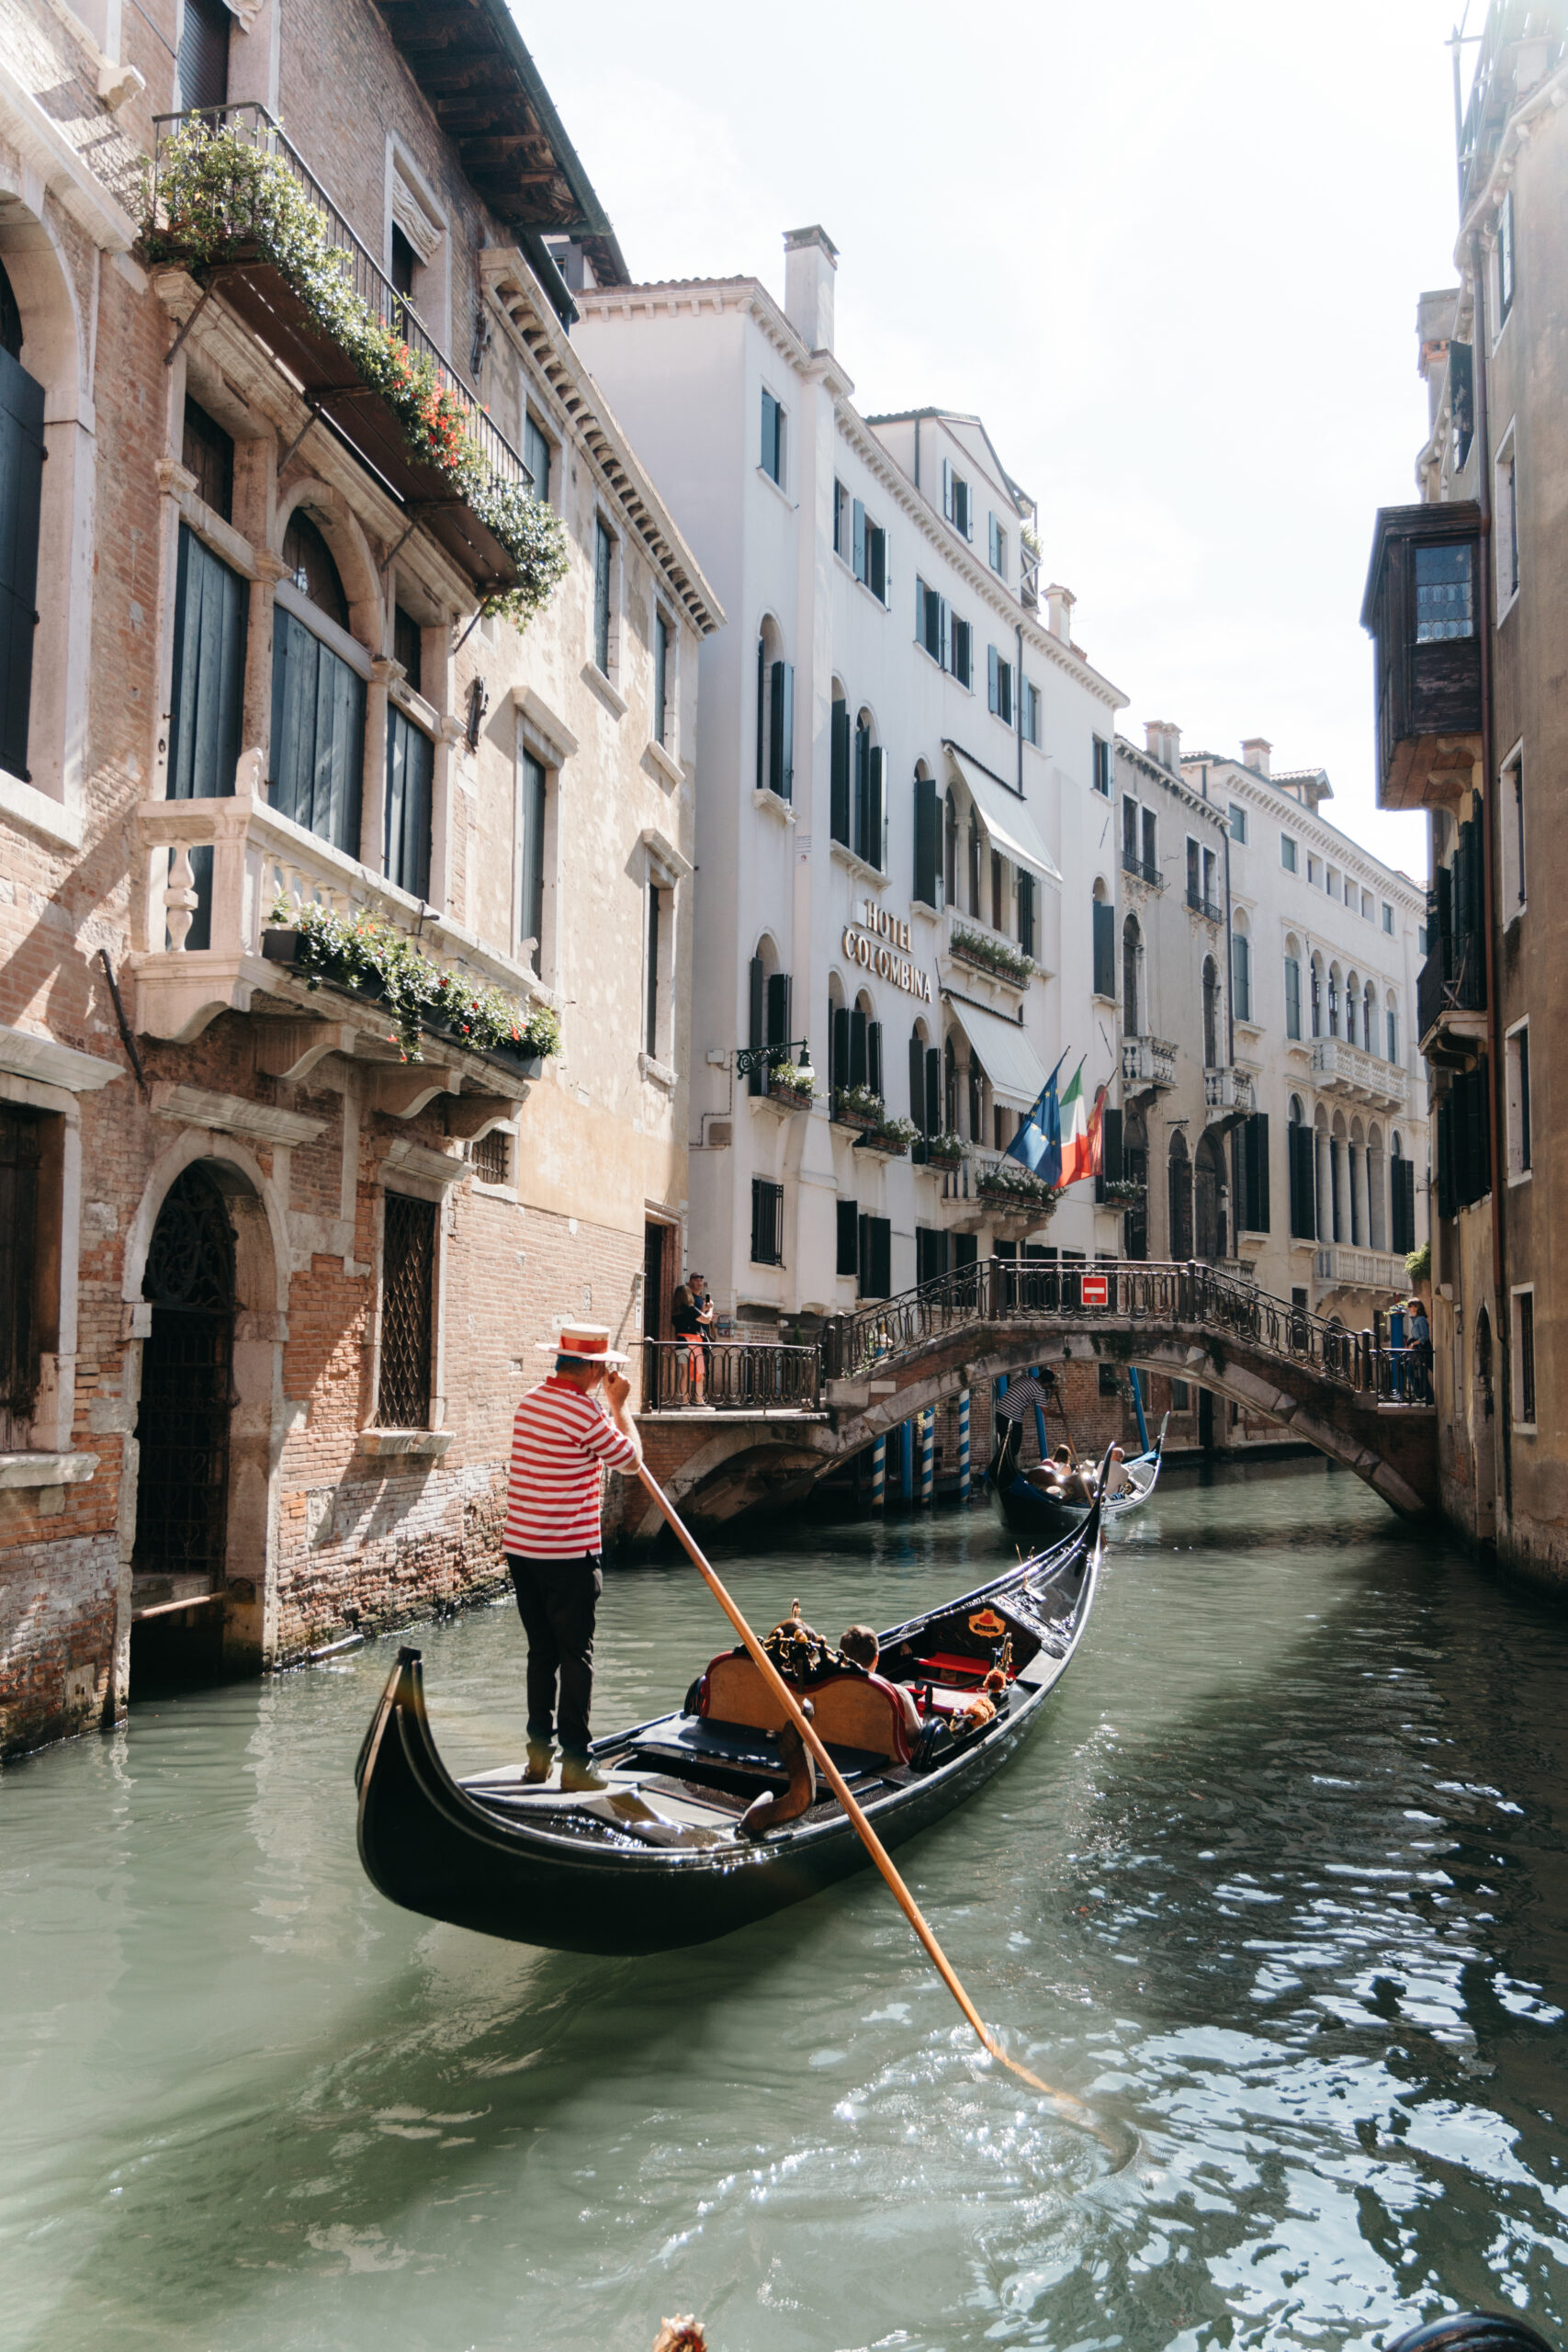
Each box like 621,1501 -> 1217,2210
909,1018 -> 937,1136
1231,913 -> 1252,1023
748,932 -> 786,1098
1345,970 -> 1360,1050
1368,1122 -> 1387,1250
829,679 -> 850,847
943,788 -> 959,907
1168,1129 -> 1192,1260
756,615 -> 792,801
968,1055 -> 984,1142
943,1034 -> 957,1134
1310,953 -> 1325,1039
967,809 -> 983,916
1386,992 -> 1400,1066
852,705 -> 884,869
856,986 -> 883,1100
270,501 -> 367,859
1284,934 -> 1303,1040
1201,954 -> 1221,1069
1363,979 -> 1377,1057
1195,1129 -> 1226,1261
1287,1094 -> 1314,1240
1327,962 -> 1342,1039
1122,913 -> 1142,1036
1092,878 -> 1114,998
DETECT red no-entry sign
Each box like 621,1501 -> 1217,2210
1081,1273 -> 1109,1307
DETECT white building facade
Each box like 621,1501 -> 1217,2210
577,232 -> 1126,1336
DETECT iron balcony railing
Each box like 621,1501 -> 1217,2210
1417,928 -> 1485,1041
1186,888 -> 1224,922
817,1255 -> 1412,1403
643,1340 -> 823,1413
150,105 -> 531,511
1122,850 -> 1163,888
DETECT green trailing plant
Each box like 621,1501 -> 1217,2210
1404,1239 -> 1431,1287
950,923 -> 1035,986
269,900 -> 559,1065
143,120 -> 569,629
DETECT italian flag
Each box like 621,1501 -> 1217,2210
1058,1063 -> 1106,1184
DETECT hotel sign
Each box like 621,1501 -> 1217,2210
841,899 -> 933,1003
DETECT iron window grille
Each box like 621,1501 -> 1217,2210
378,1193 -> 436,1427
470,1129 -> 510,1185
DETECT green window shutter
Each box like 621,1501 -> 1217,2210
867,1019 -> 883,1099
852,498 -> 866,583
908,1031 -> 925,1127
592,518 -> 612,673
849,1007 -> 867,1089
925,1047 -> 941,1138
766,970 -> 792,1049
831,1005 -> 851,1095
836,1199 -> 859,1277
748,955 -> 764,1097
0,345 -> 45,782
830,700 -> 851,843
1018,870 -> 1034,960
755,637 -> 766,792
769,657 -> 793,799
385,706 -> 434,901
867,746 -> 886,871
942,457 -> 952,520
519,748 -> 547,970
1092,898 -> 1114,996
169,522 -> 247,803
868,1216 -> 892,1299
869,524 -> 886,603
1251,1113 -> 1270,1232
913,772 -> 939,906
1102,1105 -> 1123,1184
987,643 -> 998,713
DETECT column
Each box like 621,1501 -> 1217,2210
361,655 -> 398,877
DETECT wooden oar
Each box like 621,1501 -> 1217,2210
636,1462 -> 1098,2128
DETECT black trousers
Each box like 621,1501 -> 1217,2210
508,1553 -> 602,1753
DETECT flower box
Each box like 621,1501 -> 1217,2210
264,908 -> 559,1068
767,1082 -> 814,1110
855,1126 -> 914,1159
949,925 -> 1035,988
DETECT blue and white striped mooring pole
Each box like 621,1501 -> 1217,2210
871,1434 -> 886,1510
919,1408 -> 934,1507
958,1386 -> 971,1501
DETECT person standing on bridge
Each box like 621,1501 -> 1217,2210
504,1319 -> 643,1791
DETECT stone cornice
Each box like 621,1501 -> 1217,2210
0,1023 -> 121,1092
152,1083 -> 327,1147
1197,757 -> 1426,908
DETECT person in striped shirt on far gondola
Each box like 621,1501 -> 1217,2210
504,1319 -> 643,1792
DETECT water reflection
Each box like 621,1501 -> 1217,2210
3,1470 -> 1568,2351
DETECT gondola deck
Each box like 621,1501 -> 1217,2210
354,1498 -> 1104,1953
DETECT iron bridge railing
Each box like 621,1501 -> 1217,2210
643,1340 -> 823,1413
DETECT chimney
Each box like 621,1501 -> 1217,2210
1242,735 -> 1271,777
1145,719 -> 1180,772
1045,582 -> 1075,642
784,225 -> 838,353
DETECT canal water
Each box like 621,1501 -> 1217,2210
5,1468 -> 1568,2352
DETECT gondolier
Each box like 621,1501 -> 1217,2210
504,1318 -> 643,1791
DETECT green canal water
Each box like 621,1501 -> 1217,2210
5,1467 -> 1568,2352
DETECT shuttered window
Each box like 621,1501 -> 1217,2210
1284,955 -> 1302,1040
0,1105 -> 40,1440
1289,1120 -> 1315,1239
592,518 -> 613,674
852,727 -> 883,866
1438,1059 -> 1491,1216
269,606 -> 366,857
168,524 -> 248,950
761,389 -> 784,484
177,0 -> 230,109
377,1193 -> 435,1430
748,955 -> 766,1098
182,397 -> 234,523
1018,871 -> 1035,960
1390,1154 -> 1416,1254
1235,1112 -> 1269,1233
836,1199 -> 859,1278
1092,898 -> 1114,997
768,659 -> 794,800
913,772 -> 939,906
1232,929 -> 1252,1023
653,610 -> 669,746
518,747 -> 547,970
857,1214 -> 891,1299
645,883 -> 662,1057
750,1179 -> 784,1266
830,697 -> 852,845
385,704 -> 433,901
524,413 -> 551,505
0,329 -> 44,784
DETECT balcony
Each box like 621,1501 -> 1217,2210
1122,1035 -> 1177,1095
1121,850 -> 1163,889
133,771 -> 547,1119
1314,1246 -> 1409,1298
1186,889 -> 1224,924
1309,1037 -> 1410,1110
1361,503 -> 1483,811
147,107 -> 536,604
1416,933 -> 1486,1067
1203,1067 -> 1256,1128
939,908 -> 1037,1003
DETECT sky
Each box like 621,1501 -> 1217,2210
524,0 -> 1472,886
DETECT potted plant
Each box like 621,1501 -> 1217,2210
265,901 -> 560,1068
915,1130 -> 968,1170
832,1083 -> 886,1132
1100,1177 -> 1146,1207
767,1061 -> 816,1107
857,1114 -> 919,1159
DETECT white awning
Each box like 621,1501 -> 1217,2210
946,745 -> 1062,887
944,994 -> 1049,1112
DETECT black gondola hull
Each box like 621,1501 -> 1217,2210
355,1509 -> 1101,1954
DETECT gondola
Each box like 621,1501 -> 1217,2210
355,1499 -> 1103,1955
988,1414 -> 1168,1540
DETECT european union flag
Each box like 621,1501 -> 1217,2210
1004,1054 -> 1066,1185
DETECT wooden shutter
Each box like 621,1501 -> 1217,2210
830,701 -> 851,844
925,1047 -> 941,1139
852,498 -> 866,583
908,1032 -> 925,1127
178,0 -> 231,107
987,642 -> 998,713
269,609 -> 364,856
769,658 -> 793,799
1092,899 -> 1114,997
913,772 -> 939,906
1019,871 -> 1034,959
868,1217 -> 892,1300
867,1020 -> 883,1100
1102,1105 -> 1123,1184
385,706 -> 434,901
0,344 -> 44,783
169,524 -> 247,804
755,636 -> 766,792
0,1105 -> 40,1426
849,1007 -> 867,1090
867,746 -> 886,871
836,1199 -> 859,1277
748,955 -> 764,1097
853,720 -> 868,858
1242,1112 -> 1269,1232
869,523 -> 886,603
954,1232 -> 977,1270
766,970 -> 791,1049
942,458 -> 953,520
1289,1124 -> 1315,1238
751,1179 -> 764,1264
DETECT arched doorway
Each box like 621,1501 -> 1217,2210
1195,1129 -> 1227,1261
1168,1129 -> 1192,1259
130,1165 -> 238,1682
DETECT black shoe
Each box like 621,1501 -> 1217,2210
559,1752 -> 609,1794
523,1740 -> 554,1785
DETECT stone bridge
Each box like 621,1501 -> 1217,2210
631,1260 -> 1438,1539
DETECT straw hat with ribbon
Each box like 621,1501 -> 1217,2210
536,1317 -> 629,1366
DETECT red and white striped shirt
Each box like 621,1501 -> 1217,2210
503,1377 -> 638,1558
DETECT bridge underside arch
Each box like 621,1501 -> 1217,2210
648,1320 -> 1436,1535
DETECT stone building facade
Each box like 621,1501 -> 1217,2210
1364,4 -> 1565,1579
0,0 -> 718,1754
575,232 -> 1127,1346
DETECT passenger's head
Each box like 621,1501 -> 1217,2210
672,1283 -> 694,1312
840,1624 -> 879,1671
1051,1444 -> 1072,1465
